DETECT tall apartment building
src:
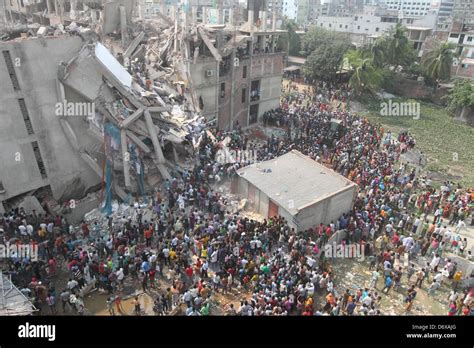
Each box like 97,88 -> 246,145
282,0 -> 298,19
382,0 -> 437,17
452,0 -> 474,22
436,0 -> 455,23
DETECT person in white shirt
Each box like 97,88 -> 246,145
18,225 -> 27,236
362,294 -> 372,307
412,218 -> 421,234
430,254 -> 440,271
26,224 -> 34,236
455,220 -> 466,233
433,271 -> 444,285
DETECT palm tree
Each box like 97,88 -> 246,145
423,41 -> 456,87
369,24 -> 415,68
370,38 -> 387,68
344,50 -> 383,95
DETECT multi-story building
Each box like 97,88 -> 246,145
436,0 -> 455,24
448,19 -> 474,78
382,0 -> 437,17
282,0 -> 298,19
0,36 -> 101,212
452,0 -> 474,23
188,0 -> 286,130
3,0 -> 108,26
314,6 -> 437,48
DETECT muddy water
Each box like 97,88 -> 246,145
327,258 -> 448,315
84,292 -> 156,316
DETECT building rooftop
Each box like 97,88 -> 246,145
406,26 -> 432,31
287,56 -> 306,65
0,272 -> 36,316
237,150 -> 357,215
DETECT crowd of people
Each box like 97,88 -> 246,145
1,81 -> 472,316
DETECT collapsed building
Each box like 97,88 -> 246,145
0,0 -> 287,217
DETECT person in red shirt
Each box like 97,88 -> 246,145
48,258 -> 57,276
144,228 -> 152,247
55,215 -> 62,227
325,226 -> 332,237
392,232 -> 400,245
114,296 -> 124,314
185,265 -> 193,285
149,269 -> 156,288
81,222 -> 89,239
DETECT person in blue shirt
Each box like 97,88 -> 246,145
382,275 -> 393,294
346,299 -> 356,315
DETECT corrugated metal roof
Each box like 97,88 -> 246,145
287,56 -> 306,65
0,272 -> 36,316
237,150 -> 357,216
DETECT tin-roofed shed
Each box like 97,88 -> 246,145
236,150 -> 358,231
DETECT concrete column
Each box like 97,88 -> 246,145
137,0 -> 143,20
120,5 -> 128,47
202,7 -> 207,24
248,10 -> 254,33
174,6 -> 178,52
58,0 -> 63,23
70,0 -> 77,19
160,0 -> 166,16
121,129 -> 131,189
46,0 -> 52,15
91,9 -> 97,22
217,0 -> 223,24
272,0 -> 277,31
228,8 -> 233,26
262,10 -> 267,31
192,5 -> 197,23
171,5 -> 176,21
54,0 -> 58,16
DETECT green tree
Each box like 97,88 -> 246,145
370,23 -> 416,68
422,41 -> 456,83
369,37 -> 387,68
303,40 -> 351,83
301,27 -> 351,82
445,79 -> 474,111
283,19 -> 301,56
344,49 -> 383,95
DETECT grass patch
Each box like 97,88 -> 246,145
357,98 -> 474,187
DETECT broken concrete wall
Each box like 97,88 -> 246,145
102,0 -> 134,34
0,37 -> 101,205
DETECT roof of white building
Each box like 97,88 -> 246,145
237,150 -> 357,215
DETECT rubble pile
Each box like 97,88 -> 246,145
0,1 -> 255,219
